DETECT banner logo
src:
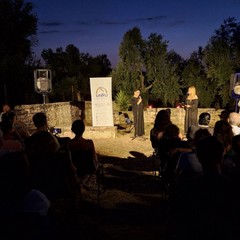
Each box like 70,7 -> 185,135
96,87 -> 108,97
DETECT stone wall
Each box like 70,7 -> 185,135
144,107 -> 222,134
14,101 -> 223,138
15,102 -> 82,134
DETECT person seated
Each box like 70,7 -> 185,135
229,112 -> 240,136
118,112 -> 133,132
2,110 -> 30,146
186,112 -> 213,147
222,134 -> 240,185
157,124 -> 191,188
150,109 -> 172,150
0,111 -> 24,151
14,117 -> 31,142
169,136 -> 235,240
69,119 -> 99,189
0,151 -> 50,238
27,112 -> 77,200
175,128 -> 211,180
26,112 -> 57,152
213,120 -> 234,159
119,112 -> 133,125
0,104 -> 10,122
32,112 -> 49,132
218,109 -> 230,122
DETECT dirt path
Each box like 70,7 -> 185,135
93,131 -> 153,159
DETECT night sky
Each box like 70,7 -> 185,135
31,0 -> 240,67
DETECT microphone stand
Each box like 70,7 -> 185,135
185,94 -> 189,135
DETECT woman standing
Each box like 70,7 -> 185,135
131,90 -> 144,138
184,86 -> 198,134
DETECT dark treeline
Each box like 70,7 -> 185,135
1,0 -> 240,110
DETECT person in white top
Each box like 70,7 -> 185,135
229,112 -> 240,136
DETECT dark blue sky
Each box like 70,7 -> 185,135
31,0 -> 240,67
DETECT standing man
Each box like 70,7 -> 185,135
131,90 -> 144,138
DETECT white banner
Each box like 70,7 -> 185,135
90,77 -> 113,126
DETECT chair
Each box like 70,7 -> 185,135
70,150 -> 104,207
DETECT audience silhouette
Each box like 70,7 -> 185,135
69,119 -> 99,190
150,109 -> 172,150
27,112 -> 77,201
169,136 -> 236,240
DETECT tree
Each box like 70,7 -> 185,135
0,0 -> 37,106
112,27 -> 146,98
181,48 -> 215,107
145,33 -> 180,106
41,44 -> 112,101
203,17 -> 240,108
113,28 -> 181,107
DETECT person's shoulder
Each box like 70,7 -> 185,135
85,138 -> 94,147
70,137 -> 94,150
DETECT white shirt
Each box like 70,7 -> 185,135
231,125 -> 240,136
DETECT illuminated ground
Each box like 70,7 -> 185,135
55,130 -> 170,240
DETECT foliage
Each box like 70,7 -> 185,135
203,17 -> 240,108
41,44 -> 112,101
0,0 -> 38,106
115,27 -> 146,94
115,90 -> 131,111
113,28 -> 181,106
145,33 -> 181,106
113,19 -> 240,108
50,76 -> 79,102
181,49 -> 213,107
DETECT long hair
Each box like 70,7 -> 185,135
154,110 -> 172,130
187,86 -> 198,100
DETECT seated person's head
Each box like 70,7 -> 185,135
196,136 -> 224,172
2,104 -> 10,113
154,110 -> 171,129
198,112 -> 211,126
1,111 -> 16,122
229,112 -> 240,127
0,111 -> 16,134
163,124 -> 180,139
32,112 -> 47,128
218,110 -> 230,122
71,119 -> 85,136
193,128 -> 211,147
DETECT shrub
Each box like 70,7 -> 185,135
115,90 -> 131,111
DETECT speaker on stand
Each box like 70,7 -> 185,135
34,69 -> 52,104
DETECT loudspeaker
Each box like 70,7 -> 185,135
34,69 -> 52,94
